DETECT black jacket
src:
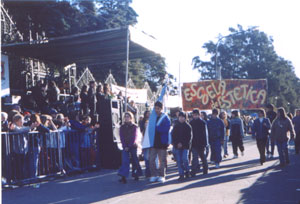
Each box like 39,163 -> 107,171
171,121 -> 192,149
190,118 -> 208,148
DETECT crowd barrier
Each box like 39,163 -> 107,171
1,129 -> 99,187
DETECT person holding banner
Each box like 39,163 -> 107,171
149,101 -> 171,183
207,108 -> 225,169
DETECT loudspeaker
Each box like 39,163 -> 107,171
97,98 -> 122,169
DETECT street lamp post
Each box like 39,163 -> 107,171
215,27 -> 258,80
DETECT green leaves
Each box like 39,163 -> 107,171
192,25 -> 300,112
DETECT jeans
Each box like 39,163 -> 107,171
28,147 -> 41,178
143,148 -> 151,177
210,139 -> 222,164
174,149 -> 190,176
266,136 -> 275,155
276,140 -> 289,165
223,135 -> 229,155
118,147 -> 142,178
149,148 -> 167,177
191,147 -> 208,174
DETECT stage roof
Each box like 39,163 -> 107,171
1,26 -> 160,66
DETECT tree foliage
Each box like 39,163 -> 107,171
192,25 -> 300,112
3,0 -> 166,91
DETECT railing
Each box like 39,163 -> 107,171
1,129 -> 99,187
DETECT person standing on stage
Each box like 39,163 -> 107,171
252,109 -> 271,165
87,81 -> 97,116
207,108 -> 225,168
190,109 -> 208,176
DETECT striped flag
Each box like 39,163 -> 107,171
142,84 -> 167,148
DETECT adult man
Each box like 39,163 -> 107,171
189,109 -> 208,176
149,101 -> 171,183
292,109 -> 300,154
87,81 -> 97,117
266,104 -> 277,158
207,108 -> 225,168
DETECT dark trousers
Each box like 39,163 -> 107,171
191,147 -> 208,174
295,131 -> 300,154
232,139 -> 244,156
256,138 -> 267,163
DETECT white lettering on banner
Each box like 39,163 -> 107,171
182,80 -> 267,110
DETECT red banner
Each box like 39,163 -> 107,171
182,79 -> 267,111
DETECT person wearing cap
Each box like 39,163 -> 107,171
171,111 -> 192,181
189,109 -> 208,176
207,108 -> 225,168
149,101 -> 171,183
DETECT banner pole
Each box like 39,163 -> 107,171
125,27 -> 130,112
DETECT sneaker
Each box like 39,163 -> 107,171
233,155 -> 238,159
149,177 -> 158,182
157,177 -> 165,183
215,163 -> 220,169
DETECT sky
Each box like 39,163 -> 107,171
132,0 -> 300,83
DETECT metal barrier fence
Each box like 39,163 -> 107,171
1,129 -> 99,187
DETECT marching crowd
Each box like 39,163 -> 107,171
117,102 -> 300,184
1,79 -> 300,186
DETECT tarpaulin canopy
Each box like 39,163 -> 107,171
1,26 -> 160,66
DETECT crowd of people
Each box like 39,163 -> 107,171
117,102 -> 300,184
1,79 -> 139,185
1,79 -> 300,186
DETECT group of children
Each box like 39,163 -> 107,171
117,103 -> 299,183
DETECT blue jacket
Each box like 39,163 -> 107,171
252,118 -> 271,139
207,117 -> 225,142
155,113 -> 171,145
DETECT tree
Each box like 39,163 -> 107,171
3,0 -> 167,92
192,25 -> 300,112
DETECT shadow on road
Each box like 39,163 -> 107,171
237,150 -> 300,204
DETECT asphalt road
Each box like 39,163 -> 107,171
2,136 -> 300,204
